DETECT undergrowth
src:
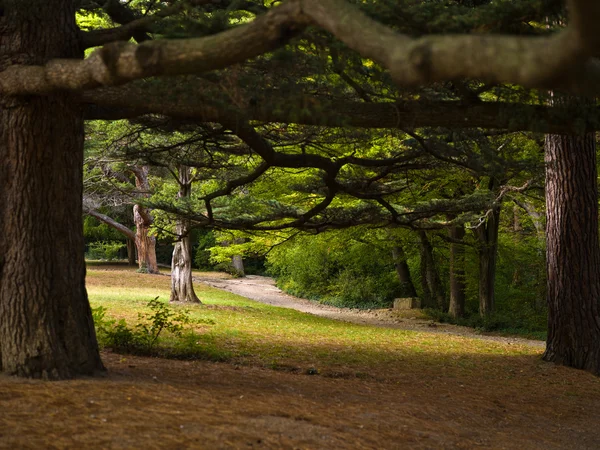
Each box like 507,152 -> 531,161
92,297 -> 227,360
422,308 -> 547,340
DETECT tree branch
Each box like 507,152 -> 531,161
4,0 -> 600,97
302,0 -> 592,89
83,208 -> 136,241
83,83 -> 600,134
0,1 -> 307,95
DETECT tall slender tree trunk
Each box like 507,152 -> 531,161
543,131 -> 600,375
391,245 -> 417,297
512,204 -> 522,285
127,239 -> 137,266
418,231 -> 446,309
475,203 -> 501,317
448,224 -> 467,319
0,1 -> 104,378
170,166 -> 200,303
131,166 -> 159,274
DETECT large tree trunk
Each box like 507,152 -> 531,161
475,203 -> 501,317
0,1 -> 104,378
170,166 -> 200,303
131,166 -> 159,274
391,245 -> 417,297
543,131 -> 600,375
448,224 -> 467,319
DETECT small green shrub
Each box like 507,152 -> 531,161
87,241 -> 125,261
92,298 -> 216,356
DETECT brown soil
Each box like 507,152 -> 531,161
2,272 -> 599,449
1,351 -> 600,449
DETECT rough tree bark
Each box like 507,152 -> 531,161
391,245 -> 417,297
448,224 -> 467,319
131,166 -> 159,274
543,130 -> 600,375
0,0 -> 104,379
170,166 -> 201,303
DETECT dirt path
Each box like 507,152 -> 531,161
197,274 -> 545,348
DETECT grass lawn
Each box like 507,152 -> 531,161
86,266 -> 543,381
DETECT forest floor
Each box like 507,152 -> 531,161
1,266 -> 599,449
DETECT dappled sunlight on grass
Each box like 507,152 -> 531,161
86,266 -> 550,385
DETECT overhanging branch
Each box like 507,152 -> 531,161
82,83 -> 600,134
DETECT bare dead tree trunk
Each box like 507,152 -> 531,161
170,166 -> 201,303
0,0 -> 104,378
391,245 -> 417,297
544,130 -> 600,375
131,166 -> 159,274
448,224 -> 467,319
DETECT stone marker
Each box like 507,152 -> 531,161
393,297 -> 421,310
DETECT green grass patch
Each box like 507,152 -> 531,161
87,266 -> 544,380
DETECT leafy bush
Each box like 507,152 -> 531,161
92,297 -> 215,356
86,240 -> 125,261
267,230 -> 403,308
194,230 -> 217,270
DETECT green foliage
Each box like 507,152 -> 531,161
194,230 -> 218,270
206,230 -> 269,276
92,297 -> 215,357
267,229 -> 402,308
423,308 -> 547,340
86,241 -> 125,261
84,216 -> 126,242
494,233 -> 546,314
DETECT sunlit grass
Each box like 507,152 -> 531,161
85,265 -> 552,382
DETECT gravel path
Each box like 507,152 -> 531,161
198,274 -> 545,348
